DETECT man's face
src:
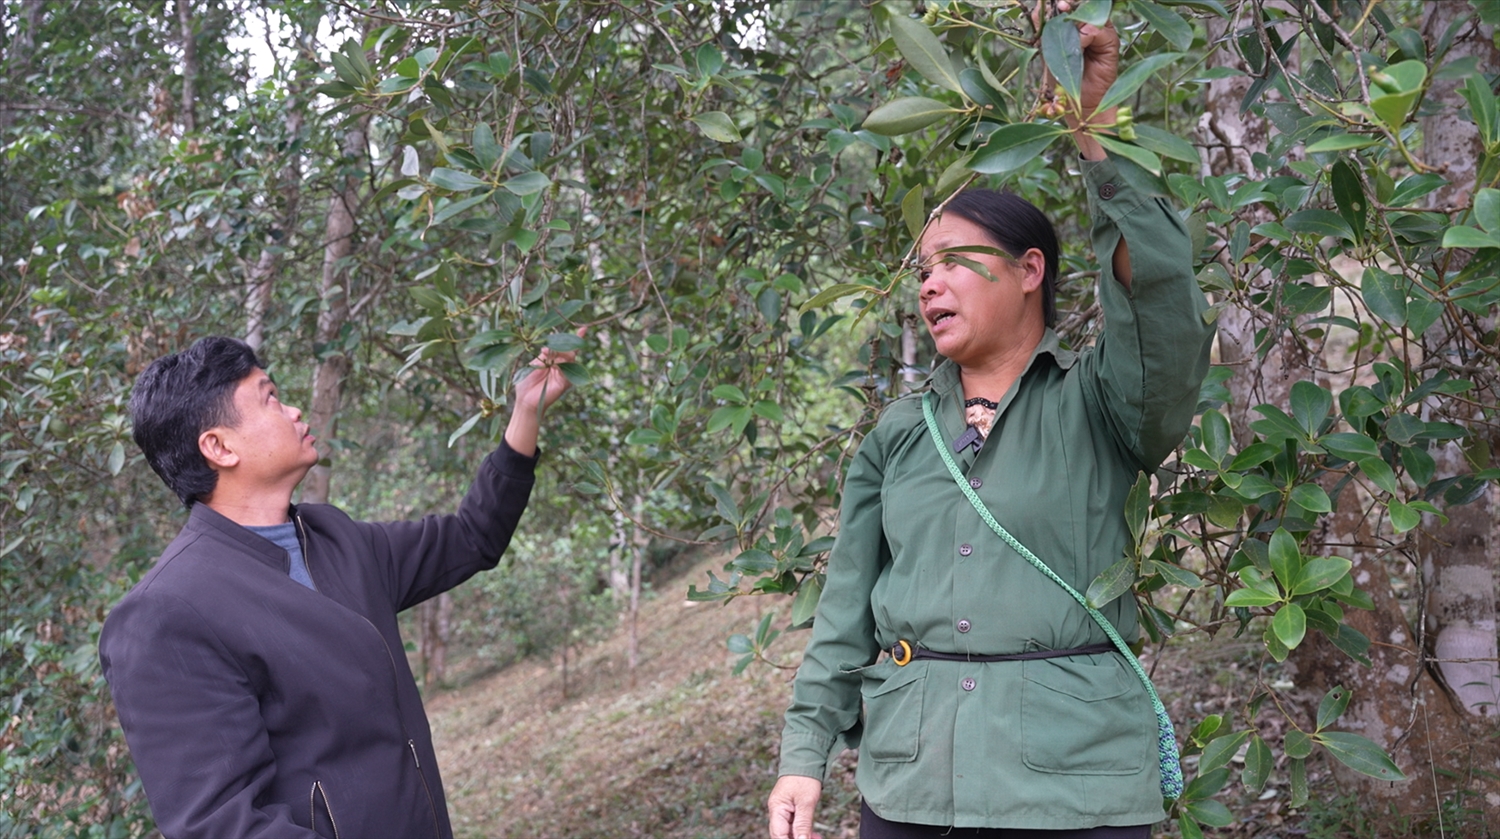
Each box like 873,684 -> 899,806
215,368 -> 319,489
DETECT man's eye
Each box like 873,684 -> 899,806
918,268 -> 932,281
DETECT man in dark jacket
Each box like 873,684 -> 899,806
99,335 -> 577,839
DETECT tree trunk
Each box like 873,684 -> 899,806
176,0 -> 197,134
1415,2 -> 1500,720
626,492 -> 646,682
419,592 -> 453,692
301,118 -> 368,504
244,104 -> 305,352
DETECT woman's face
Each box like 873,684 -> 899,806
916,213 -> 1044,369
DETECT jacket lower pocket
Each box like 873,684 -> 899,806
860,661 -> 925,763
310,780 -> 340,839
1021,656 -> 1149,775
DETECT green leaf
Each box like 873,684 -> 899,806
753,400 -> 784,422
430,167 -> 487,192
1361,266 -> 1407,326
1320,432 -> 1379,461
1150,559 -> 1205,589
1134,0 -> 1195,50
1094,134 -> 1163,175
1358,456 -> 1398,495
968,123 -> 1068,174
711,384 -> 748,402
800,282 -> 872,312
730,548 -> 777,573
1096,53 -> 1183,112
1441,226 -> 1500,249
1316,731 -> 1407,781
1388,500 -> 1421,533
901,186 -> 925,241
546,332 -> 585,352
1041,17 -> 1084,101
1224,588 -> 1280,607
431,192 -> 491,225
1131,124 -> 1199,163
1066,0 -> 1114,26
473,122 -> 501,170
791,574 -> 823,626
1272,602 -> 1307,649
1292,556 -> 1352,596
1470,189 -> 1494,234
1200,410 -> 1231,464
889,14 -> 963,93
1316,685 -> 1351,730
863,97 -> 960,136
1199,732 -> 1251,775
625,428 -> 663,446
1289,483 -> 1332,514
1460,75 -> 1497,147
1183,798 -> 1234,828
1290,381 -> 1331,436
447,411 -> 483,448
1242,734 -> 1272,792
1124,471 -> 1151,547
1269,528 -> 1302,592
727,633 -> 753,654
1289,756 -> 1309,807
691,111 -> 742,142
501,171 -> 551,196
107,441 -> 125,476
1086,554 -> 1137,609
958,68 -> 1006,114
1285,729 -> 1314,759
1284,208 -> 1353,241
1305,133 -> 1381,152
1331,158 -> 1367,242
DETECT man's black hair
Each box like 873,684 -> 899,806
130,336 -> 263,507
942,189 -> 1061,327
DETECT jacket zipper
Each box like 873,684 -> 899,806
297,513 -> 441,837
310,780 -> 340,839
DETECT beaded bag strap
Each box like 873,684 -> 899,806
921,392 -> 1184,800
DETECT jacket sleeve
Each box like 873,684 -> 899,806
99,591 -> 318,839
777,423 -> 889,779
1078,156 -> 1215,471
362,438 -> 539,611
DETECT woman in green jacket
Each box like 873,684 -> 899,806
767,21 -> 1214,839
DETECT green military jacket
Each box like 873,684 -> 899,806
778,158 -> 1214,830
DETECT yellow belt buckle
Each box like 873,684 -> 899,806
891,639 -> 913,666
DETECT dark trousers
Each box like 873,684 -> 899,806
860,800 -> 1153,839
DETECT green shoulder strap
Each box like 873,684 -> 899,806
922,391 -> 1184,800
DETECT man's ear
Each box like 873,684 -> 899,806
1018,248 -> 1047,294
199,428 -> 240,470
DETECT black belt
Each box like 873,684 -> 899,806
890,640 -> 1115,666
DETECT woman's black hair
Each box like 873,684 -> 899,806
941,189 -> 1060,327
129,336 -> 263,507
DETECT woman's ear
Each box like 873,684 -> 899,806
199,429 -> 240,470
1018,248 -> 1047,294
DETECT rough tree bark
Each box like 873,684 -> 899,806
301,117 -> 369,504
1415,2 -> 1499,721
175,0 -> 197,134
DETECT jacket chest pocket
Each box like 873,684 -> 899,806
860,662 -> 926,763
311,781 -> 340,839
1021,657 -> 1149,775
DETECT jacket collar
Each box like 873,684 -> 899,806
183,501 -> 296,571
921,327 -> 1077,395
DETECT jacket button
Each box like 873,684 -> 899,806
958,544 -> 973,556
961,677 -> 976,691
957,619 -> 971,633
969,477 -> 982,489
1098,182 -> 1117,200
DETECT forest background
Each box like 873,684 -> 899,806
3,0 -> 1500,836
